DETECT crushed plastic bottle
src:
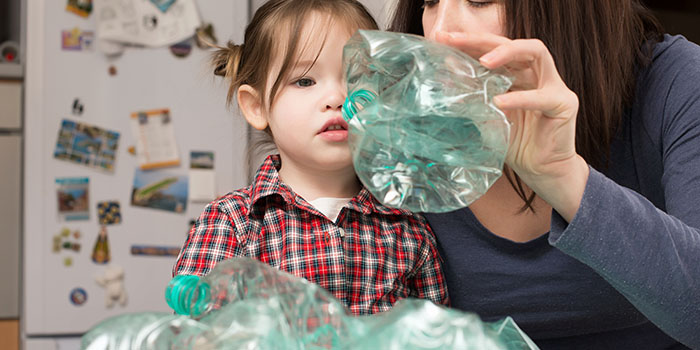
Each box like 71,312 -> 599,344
342,30 -> 513,213
82,258 -> 539,350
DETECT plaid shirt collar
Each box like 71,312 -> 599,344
249,154 -> 410,217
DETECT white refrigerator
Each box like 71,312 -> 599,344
22,0 -> 249,349
22,0 -> 391,349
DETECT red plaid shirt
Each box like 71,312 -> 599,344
173,155 -> 448,315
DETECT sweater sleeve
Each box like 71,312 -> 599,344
548,54 -> 700,348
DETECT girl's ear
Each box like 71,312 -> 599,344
237,85 -> 268,130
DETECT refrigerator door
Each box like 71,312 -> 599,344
0,135 -> 21,318
23,0 -> 249,336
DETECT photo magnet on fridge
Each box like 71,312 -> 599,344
189,151 -> 216,202
56,177 -> 90,221
54,119 -> 120,171
130,245 -> 181,257
61,28 -> 94,51
131,168 -> 188,213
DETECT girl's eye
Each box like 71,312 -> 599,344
294,78 -> 316,87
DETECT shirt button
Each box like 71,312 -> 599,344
338,228 -> 345,237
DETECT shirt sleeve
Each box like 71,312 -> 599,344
548,57 -> 700,348
410,219 -> 450,306
172,197 -> 246,277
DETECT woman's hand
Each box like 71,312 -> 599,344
436,31 -> 589,221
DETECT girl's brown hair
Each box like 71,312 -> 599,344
390,0 -> 663,212
212,0 -> 378,111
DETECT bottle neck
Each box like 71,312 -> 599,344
166,275 -> 211,317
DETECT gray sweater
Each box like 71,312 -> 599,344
425,35 -> 700,349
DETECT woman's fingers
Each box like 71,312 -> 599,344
435,31 -> 510,59
494,88 -> 578,119
479,39 -> 560,83
437,33 -> 564,93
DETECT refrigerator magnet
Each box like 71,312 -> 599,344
129,109 -> 180,170
91,226 -> 111,264
131,168 -> 188,213
61,28 -> 94,51
56,177 -> 90,221
170,39 -> 192,58
54,119 -> 120,172
130,245 -> 181,257
69,288 -> 88,306
96,266 -> 128,308
189,151 -> 216,203
55,228 -> 82,256
52,235 -> 62,253
66,0 -> 93,18
97,201 -> 122,225
72,98 -> 84,116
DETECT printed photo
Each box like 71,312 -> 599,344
131,169 -> 188,213
56,177 -> 90,221
61,28 -> 94,50
54,119 -> 120,171
190,151 -> 214,169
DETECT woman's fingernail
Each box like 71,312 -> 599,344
480,52 -> 495,65
493,95 -> 506,106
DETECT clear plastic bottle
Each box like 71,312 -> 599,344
342,30 -> 513,213
165,258 -> 351,348
80,312 -> 208,350
82,258 -> 539,349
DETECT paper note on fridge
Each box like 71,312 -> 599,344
130,108 -> 180,170
95,0 -> 201,47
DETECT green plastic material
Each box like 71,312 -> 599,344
82,258 -> 539,350
166,274 -> 210,317
342,30 -> 513,213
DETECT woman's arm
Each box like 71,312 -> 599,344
550,55 -> 700,348
439,31 -> 700,347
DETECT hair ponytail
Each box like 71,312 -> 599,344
212,42 -> 242,77
211,42 -> 244,106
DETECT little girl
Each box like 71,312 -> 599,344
173,0 -> 448,315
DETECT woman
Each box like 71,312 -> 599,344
390,0 -> 700,348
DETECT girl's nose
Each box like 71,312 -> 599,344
324,83 -> 346,111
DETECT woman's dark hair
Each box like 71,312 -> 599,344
390,0 -> 663,212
